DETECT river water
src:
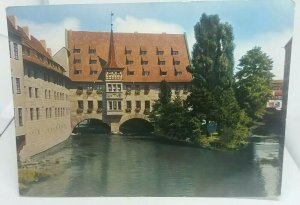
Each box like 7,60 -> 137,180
23,133 -> 283,197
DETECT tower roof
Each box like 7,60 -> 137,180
105,29 -> 123,69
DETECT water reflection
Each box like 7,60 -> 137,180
24,134 -> 282,197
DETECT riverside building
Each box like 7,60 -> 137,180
8,16 -> 192,158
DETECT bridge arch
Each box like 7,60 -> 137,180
71,113 -> 108,131
119,114 -> 153,134
119,113 -> 150,126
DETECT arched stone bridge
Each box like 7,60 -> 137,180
71,112 -> 150,134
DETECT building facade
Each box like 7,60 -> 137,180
67,29 -> 192,133
8,17 -> 71,159
267,80 -> 283,110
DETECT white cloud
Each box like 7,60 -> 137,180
184,28 -> 292,80
17,17 -> 81,55
114,16 -> 184,34
234,30 -> 293,79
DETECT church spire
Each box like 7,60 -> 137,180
105,12 -> 121,69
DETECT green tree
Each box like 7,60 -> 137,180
234,47 -> 274,120
187,13 -> 250,148
150,81 -> 202,142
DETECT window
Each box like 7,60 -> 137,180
173,60 -> 180,65
171,50 -> 179,55
126,101 -> 132,109
145,101 -> 150,109
98,101 -> 102,109
128,70 -> 134,75
49,108 -> 52,118
141,61 -> 148,65
78,100 -> 83,109
108,100 -> 122,111
29,87 -> 32,98
35,88 -> 38,98
143,70 -> 150,76
13,43 -> 18,60
160,71 -> 167,76
74,59 -> 81,64
89,48 -> 96,54
157,50 -> 164,55
45,90 -> 47,99
74,69 -> 82,75
9,41 -> 12,58
158,61 -> 165,65
175,71 -> 182,76
30,108 -> 34,120
36,108 -> 40,120
89,59 -> 97,64
126,60 -> 133,65
73,48 -> 80,53
117,84 -> 122,92
18,108 -> 23,126
90,70 -> 97,75
125,49 -> 132,55
16,78 -> 21,94
88,101 -> 93,109
136,101 -> 141,109
140,50 -> 147,55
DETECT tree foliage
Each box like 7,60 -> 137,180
149,81 -> 202,142
187,13 -> 250,148
234,47 -> 274,119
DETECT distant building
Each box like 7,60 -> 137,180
267,80 -> 283,110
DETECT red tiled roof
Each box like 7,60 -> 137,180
67,30 -> 192,83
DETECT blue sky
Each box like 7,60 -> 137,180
6,0 -> 295,79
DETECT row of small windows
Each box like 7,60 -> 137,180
11,77 -> 21,94
8,41 -> 19,60
24,67 -> 67,87
125,48 -> 179,56
73,57 -> 180,66
73,46 -> 179,56
73,48 -> 96,54
29,107 -> 69,121
77,100 -> 151,111
127,67 -> 182,77
22,45 -> 64,72
28,87 -> 68,100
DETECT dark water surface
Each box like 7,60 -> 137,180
24,134 -> 283,197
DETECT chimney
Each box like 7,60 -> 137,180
40,40 -> 47,50
22,26 -> 30,39
47,48 -> 52,56
7,16 -> 17,29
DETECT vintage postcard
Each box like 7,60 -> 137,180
6,0 -> 294,197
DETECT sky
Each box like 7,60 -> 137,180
6,0 -> 295,79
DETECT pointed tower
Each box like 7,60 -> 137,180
103,13 -> 124,122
